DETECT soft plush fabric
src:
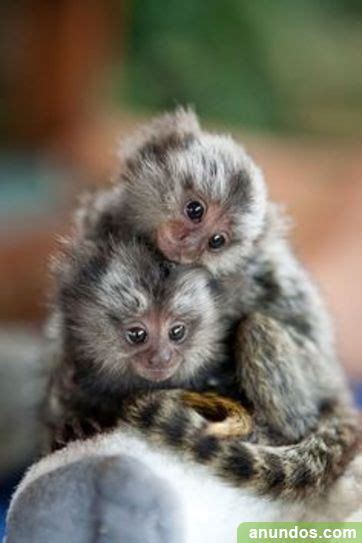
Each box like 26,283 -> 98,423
5,455 -> 181,543
4,427 -> 362,543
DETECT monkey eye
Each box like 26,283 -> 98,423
168,323 -> 186,342
125,326 -> 148,345
208,233 -> 227,251
184,200 -> 205,222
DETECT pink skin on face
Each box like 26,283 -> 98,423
126,311 -> 185,382
156,202 -> 231,264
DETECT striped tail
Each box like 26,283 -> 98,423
121,390 -> 361,500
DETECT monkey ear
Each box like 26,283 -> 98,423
73,186 -> 126,244
118,106 -> 201,163
51,230 -> 103,279
50,189 -> 128,295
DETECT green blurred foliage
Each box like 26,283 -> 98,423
115,0 -> 362,135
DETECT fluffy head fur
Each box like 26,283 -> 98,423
53,237 -> 225,395
81,108 -> 267,276
123,109 -> 267,275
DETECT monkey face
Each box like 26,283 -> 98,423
118,314 -> 189,382
122,125 -> 268,276
156,199 -> 233,267
57,240 -> 224,390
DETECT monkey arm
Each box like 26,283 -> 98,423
234,312 -> 333,444
181,391 -> 252,438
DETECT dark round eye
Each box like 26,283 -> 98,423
185,200 -> 205,222
168,323 -> 186,342
208,233 -> 227,251
125,326 -> 148,345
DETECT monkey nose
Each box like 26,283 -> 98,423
176,230 -> 189,242
179,247 -> 202,263
149,351 -> 172,368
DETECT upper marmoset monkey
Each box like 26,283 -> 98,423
77,107 -> 356,445
47,232 -> 359,501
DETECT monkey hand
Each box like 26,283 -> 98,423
181,391 -> 253,439
50,416 -> 102,451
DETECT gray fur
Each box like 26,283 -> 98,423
79,108 -> 267,276
46,236 -> 227,449
75,108 -> 353,442
46,108 -> 360,498
5,455 -> 182,543
52,238 -> 224,390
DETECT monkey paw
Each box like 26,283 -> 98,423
181,391 -> 252,439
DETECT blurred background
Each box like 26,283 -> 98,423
0,0 -> 361,536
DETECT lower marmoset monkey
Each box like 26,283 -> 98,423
46,235 -> 230,444
46,233 -> 360,500
76,107 -> 357,446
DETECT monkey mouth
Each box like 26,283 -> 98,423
160,242 -> 201,265
132,362 -> 179,382
156,234 -> 182,262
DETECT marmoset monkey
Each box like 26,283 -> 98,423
47,232 -> 359,500
77,108 -> 357,446
47,236 -> 227,442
